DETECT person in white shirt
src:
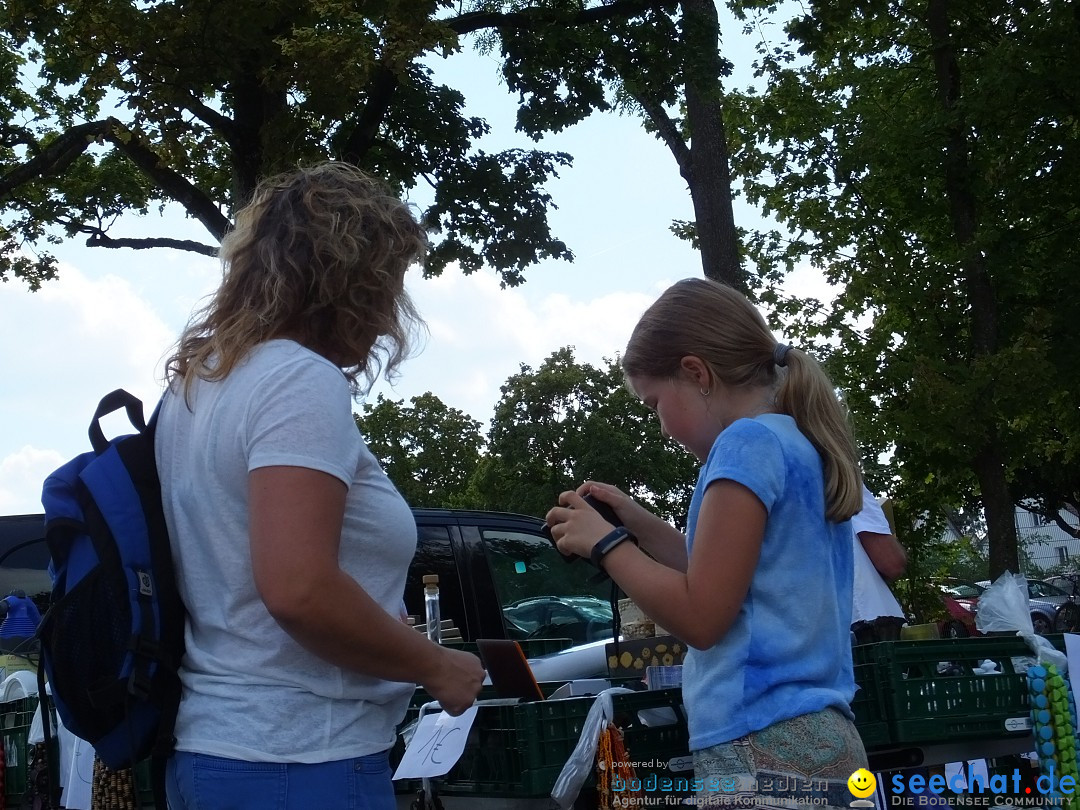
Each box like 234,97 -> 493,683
156,162 -> 485,810
851,484 -> 908,644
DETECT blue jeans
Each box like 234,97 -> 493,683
166,750 -> 396,810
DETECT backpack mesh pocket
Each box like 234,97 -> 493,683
42,563 -> 134,742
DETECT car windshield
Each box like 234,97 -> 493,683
942,582 -> 984,599
557,597 -> 614,622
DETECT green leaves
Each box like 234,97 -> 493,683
351,352 -> 696,523
355,392 -> 485,509
474,347 -> 696,522
0,0 -> 585,286
730,0 -> 1080,577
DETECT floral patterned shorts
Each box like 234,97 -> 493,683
691,708 -> 870,809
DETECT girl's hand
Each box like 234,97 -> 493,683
545,489 -> 622,559
574,481 -> 635,523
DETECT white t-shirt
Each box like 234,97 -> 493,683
851,485 -> 905,623
156,339 -> 417,762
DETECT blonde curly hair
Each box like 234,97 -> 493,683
165,162 -> 427,395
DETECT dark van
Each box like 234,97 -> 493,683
1,510 -> 613,645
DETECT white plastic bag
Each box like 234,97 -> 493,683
976,571 -> 1067,671
976,572 -> 1033,634
550,687 -> 637,809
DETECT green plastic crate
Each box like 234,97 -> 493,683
1,696 -> 57,807
395,687 -> 689,798
1,698 -> 155,810
601,689 -> 692,799
853,636 -> 1042,746
851,659 -> 891,750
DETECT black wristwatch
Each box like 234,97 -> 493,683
590,527 -> 634,570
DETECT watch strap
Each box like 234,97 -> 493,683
590,526 -> 632,570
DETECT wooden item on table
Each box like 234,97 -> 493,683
91,756 -> 138,810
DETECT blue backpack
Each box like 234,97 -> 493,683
38,389 -> 184,803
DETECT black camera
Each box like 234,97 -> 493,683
543,493 -> 622,564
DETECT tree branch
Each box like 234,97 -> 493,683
85,231 -> 219,256
0,120 -> 111,196
445,0 -> 660,36
102,117 -> 231,240
181,91 -> 238,142
1050,511 -> 1080,540
0,124 -> 40,151
2,118 -> 231,243
1021,501 -> 1080,541
340,63 -> 400,163
629,90 -> 691,179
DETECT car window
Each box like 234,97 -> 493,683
1029,580 -> 1068,598
0,516 -> 51,607
481,529 -> 612,644
481,529 -> 608,606
1048,577 -> 1077,595
403,524 -> 467,638
501,602 -> 544,634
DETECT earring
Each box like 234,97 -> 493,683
699,388 -> 710,397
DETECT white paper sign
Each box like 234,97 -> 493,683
1064,634 -> 1080,703
392,706 -> 478,780
968,759 -> 989,786
945,761 -> 966,790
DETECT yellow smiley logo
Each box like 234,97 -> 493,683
847,769 -> 876,798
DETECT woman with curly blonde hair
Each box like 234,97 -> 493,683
157,162 -> 484,810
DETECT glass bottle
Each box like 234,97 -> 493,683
423,574 -> 441,644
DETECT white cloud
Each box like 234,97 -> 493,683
0,263 -> 180,513
0,446 -> 64,515
366,269 -> 669,426
1,251 -> 669,515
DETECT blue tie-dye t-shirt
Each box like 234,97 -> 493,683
682,413 -> 855,750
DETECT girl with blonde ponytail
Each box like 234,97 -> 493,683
546,278 -> 868,808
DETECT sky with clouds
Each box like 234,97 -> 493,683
0,6 -> 823,516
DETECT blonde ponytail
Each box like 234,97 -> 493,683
774,350 -> 862,521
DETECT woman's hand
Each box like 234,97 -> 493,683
419,646 -> 486,716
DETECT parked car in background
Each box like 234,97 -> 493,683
1043,573 -> 1080,598
1023,578 -> 1072,607
0,514 -> 51,612
942,578 -> 1060,636
939,579 -> 983,610
934,579 -> 984,637
2,509 -> 613,650
502,595 -> 614,645
1025,598 -> 1058,636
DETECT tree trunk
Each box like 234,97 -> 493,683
979,447 -> 1020,579
926,0 -> 1018,576
680,0 -> 743,289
